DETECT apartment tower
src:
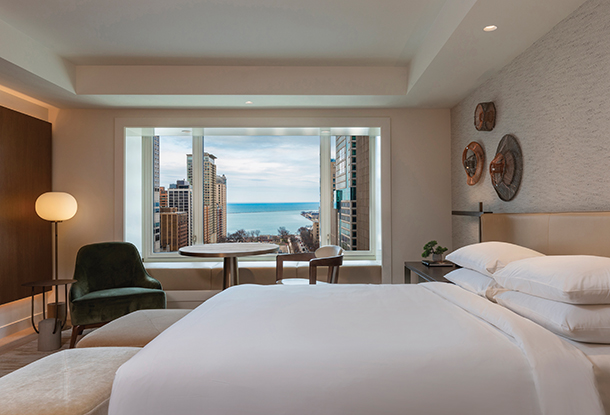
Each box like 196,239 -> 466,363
333,136 -> 369,251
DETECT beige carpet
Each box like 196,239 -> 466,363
0,330 -> 72,378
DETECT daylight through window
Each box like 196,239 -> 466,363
124,127 -> 379,261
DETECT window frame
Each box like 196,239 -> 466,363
114,117 -> 392,284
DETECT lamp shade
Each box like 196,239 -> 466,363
35,192 -> 78,222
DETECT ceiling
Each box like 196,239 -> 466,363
0,0 -> 588,109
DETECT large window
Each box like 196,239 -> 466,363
124,126 -> 381,262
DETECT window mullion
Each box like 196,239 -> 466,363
319,131 -> 331,246
141,130 -> 154,259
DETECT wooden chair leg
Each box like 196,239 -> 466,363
70,325 -> 84,348
70,322 -> 109,348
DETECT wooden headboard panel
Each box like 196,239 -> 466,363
480,212 -> 610,257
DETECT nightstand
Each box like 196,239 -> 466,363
404,261 -> 457,284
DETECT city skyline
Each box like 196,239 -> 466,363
158,135 -> 321,204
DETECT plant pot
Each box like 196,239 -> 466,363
432,253 -> 443,262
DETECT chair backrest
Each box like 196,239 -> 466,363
312,245 -> 343,284
72,242 -> 160,294
314,245 -> 343,258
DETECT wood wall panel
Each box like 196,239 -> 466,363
0,105 -> 52,305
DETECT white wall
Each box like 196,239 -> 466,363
0,90 -> 451,342
451,0 -> 610,248
50,107 -> 451,288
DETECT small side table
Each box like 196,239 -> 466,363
22,279 -> 76,334
404,262 -> 457,284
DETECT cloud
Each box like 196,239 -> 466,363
159,135 -> 321,203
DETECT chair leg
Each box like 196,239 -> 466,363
69,322 -> 108,348
69,325 -> 84,348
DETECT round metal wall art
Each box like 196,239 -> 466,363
474,102 -> 496,131
462,141 -> 485,185
490,134 -> 523,201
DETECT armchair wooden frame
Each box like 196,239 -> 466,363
276,252 -> 344,284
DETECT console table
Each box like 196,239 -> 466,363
404,261 -> 457,284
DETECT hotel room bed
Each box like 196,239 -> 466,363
109,282 -> 605,415
108,212 -> 610,415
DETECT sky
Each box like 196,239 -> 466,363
159,135 -> 321,203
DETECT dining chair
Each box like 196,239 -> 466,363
276,245 -> 344,285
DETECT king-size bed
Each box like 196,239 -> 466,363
108,212 -> 610,415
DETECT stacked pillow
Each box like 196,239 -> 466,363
444,241 -> 545,301
445,242 -> 610,344
493,256 -> 610,343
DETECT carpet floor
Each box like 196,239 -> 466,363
0,330 -> 73,378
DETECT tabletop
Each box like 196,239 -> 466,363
179,242 -> 279,258
404,261 -> 456,283
22,279 -> 77,287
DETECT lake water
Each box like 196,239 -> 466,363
227,203 -> 319,235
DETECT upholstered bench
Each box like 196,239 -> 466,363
0,347 -> 140,415
76,309 -> 190,348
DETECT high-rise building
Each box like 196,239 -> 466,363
186,153 -> 193,186
153,136 -> 161,252
216,175 -> 227,239
160,207 -> 189,251
168,179 -> 193,245
333,136 -> 369,251
203,153 -> 218,243
159,186 -> 168,208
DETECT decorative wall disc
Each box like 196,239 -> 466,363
461,141 -> 485,185
474,102 -> 496,131
490,134 -> 523,201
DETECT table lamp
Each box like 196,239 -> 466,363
35,192 -> 78,322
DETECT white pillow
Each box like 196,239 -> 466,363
445,242 -> 545,277
496,290 -> 610,343
444,268 -> 506,301
493,255 -> 610,305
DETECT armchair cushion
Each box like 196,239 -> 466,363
71,287 -> 166,326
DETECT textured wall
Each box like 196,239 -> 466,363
451,0 -> 610,249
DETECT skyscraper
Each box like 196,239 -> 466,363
333,136 -> 369,251
203,153 -> 218,243
216,174 -> 227,239
153,135 -> 161,252
168,179 -> 193,245
186,153 -> 193,186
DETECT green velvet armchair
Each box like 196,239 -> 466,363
69,242 -> 166,347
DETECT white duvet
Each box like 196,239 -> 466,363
109,283 -> 605,415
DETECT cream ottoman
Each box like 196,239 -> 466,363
76,309 -> 190,348
0,347 -> 139,415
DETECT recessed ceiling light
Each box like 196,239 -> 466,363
483,25 -> 498,32
245,101 -> 253,105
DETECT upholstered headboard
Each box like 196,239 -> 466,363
480,212 -> 610,257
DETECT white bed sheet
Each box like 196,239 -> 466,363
109,283 -> 604,415
563,339 -> 610,415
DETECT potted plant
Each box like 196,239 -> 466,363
422,240 -> 448,262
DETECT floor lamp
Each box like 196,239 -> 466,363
35,192 -> 78,321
